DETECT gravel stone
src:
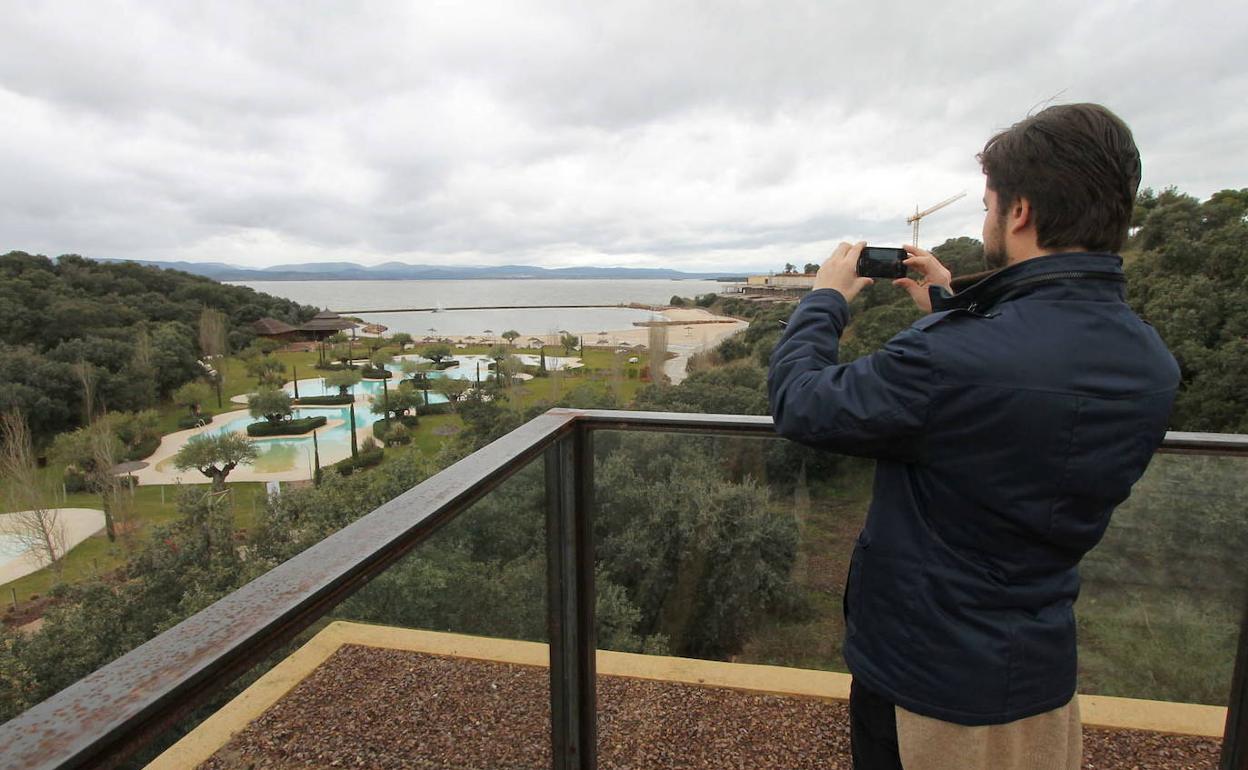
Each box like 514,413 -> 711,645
198,644 -> 1223,769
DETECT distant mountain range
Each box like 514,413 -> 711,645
96,258 -> 745,282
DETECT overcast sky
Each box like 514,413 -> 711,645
1,1 -> 1244,273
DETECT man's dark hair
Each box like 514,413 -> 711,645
978,103 -> 1142,253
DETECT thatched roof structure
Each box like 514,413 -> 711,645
253,317 -> 298,336
299,310 -> 356,334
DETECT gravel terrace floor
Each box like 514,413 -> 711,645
200,645 -> 1222,770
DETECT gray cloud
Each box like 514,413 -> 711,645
1,0 -> 1244,272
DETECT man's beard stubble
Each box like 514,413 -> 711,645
983,211 -> 1009,270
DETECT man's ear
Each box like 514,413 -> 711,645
1009,197 -> 1032,235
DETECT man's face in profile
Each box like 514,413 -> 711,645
982,185 -> 1009,270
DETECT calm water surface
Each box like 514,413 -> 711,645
234,279 -> 735,336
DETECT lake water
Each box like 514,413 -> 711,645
233,279 -> 735,336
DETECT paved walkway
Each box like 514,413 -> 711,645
0,508 -> 105,584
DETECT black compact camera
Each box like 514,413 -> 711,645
856,246 -> 907,279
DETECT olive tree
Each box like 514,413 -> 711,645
370,389 -> 420,421
173,382 -> 211,417
248,388 -> 292,424
399,358 -> 420,382
245,356 -> 286,388
424,343 -> 453,366
173,432 -> 258,491
323,369 -> 362,396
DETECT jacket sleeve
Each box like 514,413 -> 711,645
768,289 -> 933,461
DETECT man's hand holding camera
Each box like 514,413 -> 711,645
893,244 -> 953,314
813,241 -> 874,302
813,241 -> 953,313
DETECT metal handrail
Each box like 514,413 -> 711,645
0,410 -> 1245,770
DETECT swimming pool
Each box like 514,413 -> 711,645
0,533 -> 29,568
160,405 -> 387,474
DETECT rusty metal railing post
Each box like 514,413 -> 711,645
545,424 -> 597,770
1223,592 -> 1248,769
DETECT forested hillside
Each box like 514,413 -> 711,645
0,252 -> 316,445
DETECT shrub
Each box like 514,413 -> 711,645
293,395 -> 352,406
415,401 -> 453,416
126,433 -> 161,460
669,295 -> 686,306
384,423 -> 412,446
433,360 -> 458,370
335,446 -> 384,476
371,415 -> 419,441
360,365 -> 392,380
176,414 -> 214,431
63,465 -> 89,494
246,416 -> 327,437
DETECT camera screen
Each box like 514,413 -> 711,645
861,247 -> 904,264
856,246 -> 907,279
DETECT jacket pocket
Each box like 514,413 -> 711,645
843,532 -> 870,636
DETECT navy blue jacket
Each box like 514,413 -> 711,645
768,252 -> 1179,725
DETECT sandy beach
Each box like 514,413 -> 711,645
427,307 -> 748,383
421,308 -> 744,349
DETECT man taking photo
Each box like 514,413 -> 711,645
768,103 -> 1179,770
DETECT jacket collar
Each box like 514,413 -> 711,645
930,252 -> 1125,313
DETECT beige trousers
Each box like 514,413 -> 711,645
895,696 -> 1082,770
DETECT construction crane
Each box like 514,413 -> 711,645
907,191 -> 966,247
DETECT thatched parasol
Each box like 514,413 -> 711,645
109,460 -> 149,487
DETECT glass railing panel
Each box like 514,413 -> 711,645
589,429 -> 863,765
591,430 -> 865,672
2,449 -> 552,770
333,457 -> 548,643
1079,451 -> 1247,706
175,456 -> 552,769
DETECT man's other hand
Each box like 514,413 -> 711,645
814,241 -> 874,302
893,244 -> 953,314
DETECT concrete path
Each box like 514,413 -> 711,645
0,508 -> 105,584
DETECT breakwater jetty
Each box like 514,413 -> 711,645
333,302 -> 665,314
